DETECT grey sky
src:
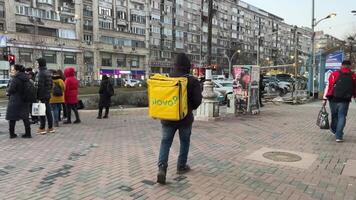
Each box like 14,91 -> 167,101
242,0 -> 356,40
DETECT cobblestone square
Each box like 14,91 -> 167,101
1,103 -> 356,200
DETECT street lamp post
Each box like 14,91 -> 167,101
225,49 -> 240,79
348,36 -> 354,60
311,0 -> 336,97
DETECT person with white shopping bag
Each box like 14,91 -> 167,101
35,58 -> 55,134
6,64 -> 32,139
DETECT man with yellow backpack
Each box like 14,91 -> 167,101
149,53 -> 202,184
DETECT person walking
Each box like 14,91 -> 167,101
6,64 -> 32,138
97,75 -> 114,119
35,58 -> 54,134
50,70 -> 65,127
156,53 -> 202,184
259,74 -> 265,107
63,67 -> 81,124
323,60 -> 356,142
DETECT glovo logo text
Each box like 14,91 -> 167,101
152,96 -> 178,107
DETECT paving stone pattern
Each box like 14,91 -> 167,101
0,104 -> 356,200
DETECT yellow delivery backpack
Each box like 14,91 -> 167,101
148,74 -> 188,121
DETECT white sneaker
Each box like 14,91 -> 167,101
336,139 -> 344,143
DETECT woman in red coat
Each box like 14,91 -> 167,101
63,67 -> 81,124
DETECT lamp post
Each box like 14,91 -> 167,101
311,0 -> 336,97
224,49 -> 240,79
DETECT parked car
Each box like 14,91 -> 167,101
123,79 -> 145,87
212,79 -> 233,103
0,79 -> 9,89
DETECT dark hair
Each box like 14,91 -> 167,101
14,64 -> 25,72
342,60 -> 352,67
102,74 -> 108,80
25,67 -> 33,72
57,69 -> 65,80
36,58 -> 47,68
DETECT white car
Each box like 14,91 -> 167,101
212,79 -> 233,103
124,79 -> 141,87
0,79 -> 9,89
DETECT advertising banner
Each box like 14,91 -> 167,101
324,51 -> 344,84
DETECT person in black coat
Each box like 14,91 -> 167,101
6,64 -> 32,139
157,53 -> 203,184
97,75 -> 114,119
35,58 -> 54,134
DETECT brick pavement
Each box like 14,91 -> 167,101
0,103 -> 356,200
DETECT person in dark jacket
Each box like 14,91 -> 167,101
97,75 -> 114,119
35,58 -> 54,134
6,64 -> 32,139
157,53 -> 203,184
259,74 -> 265,107
25,67 -> 38,124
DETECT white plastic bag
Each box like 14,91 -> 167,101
32,103 -> 46,116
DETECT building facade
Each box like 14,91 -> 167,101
0,0 -> 316,81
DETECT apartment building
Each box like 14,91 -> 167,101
0,0 -> 317,80
0,0 -> 149,81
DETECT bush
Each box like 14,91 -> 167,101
81,90 -> 148,109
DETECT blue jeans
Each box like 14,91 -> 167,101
329,101 -> 350,140
158,124 -> 192,168
50,103 -> 61,123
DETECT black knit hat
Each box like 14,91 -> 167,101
174,53 -> 191,73
36,58 -> 47,68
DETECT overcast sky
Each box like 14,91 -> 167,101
242,0 -> 356,40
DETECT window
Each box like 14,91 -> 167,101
151,67 -> 160,73
42,51 -> 56,63
99,20 -> 112,29
99,7 -> 111,16
16,24 -> 35,34
64,53 -> 76,64
83,6 -> 93,17
101,53 -> 112,66
130,56 -> 139,68
131,27 -> 145,35
117,11 -> 126,20
59,29 -> 76,39
131,14 -> 145,24
19,50 -> 32,62
175,41 -> 184,49
163,28 -> 172,36
117,0 -> 126,6
0,4 -> 4,18
37,0 -> 53,4
151,26 -> 160,34
84,34 -> 93,43
84,20 -> 93,30
117,55 -> 126,67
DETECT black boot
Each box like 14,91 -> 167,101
103,107 -> 109,119
22,127 -> 32,138
9,121 -> 17,139
97,108 -> 102,119
157,164 -> 167,184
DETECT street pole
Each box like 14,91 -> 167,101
311,0 -> 316,98
200,0 -> 204,68
257,37 -> 260,66
196,0 -> 219,121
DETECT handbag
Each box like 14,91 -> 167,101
32,102 -> 46,116
316,106 -> 330,129
77,100 -> 85,110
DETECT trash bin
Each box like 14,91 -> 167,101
226,93 -> 236,114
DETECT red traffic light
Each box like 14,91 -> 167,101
7,54 -> 15,65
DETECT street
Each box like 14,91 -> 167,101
0,103 -> 356,200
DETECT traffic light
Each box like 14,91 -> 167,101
7,54 -> 15,65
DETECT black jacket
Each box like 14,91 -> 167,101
98,78 -> 114,107
36,67 -> 53,101
6,72 -> 30,120
161,70 -> 202,126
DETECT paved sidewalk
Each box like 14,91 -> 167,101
1,103 -> 356,200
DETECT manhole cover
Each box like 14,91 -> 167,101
263,151 -> 302,162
